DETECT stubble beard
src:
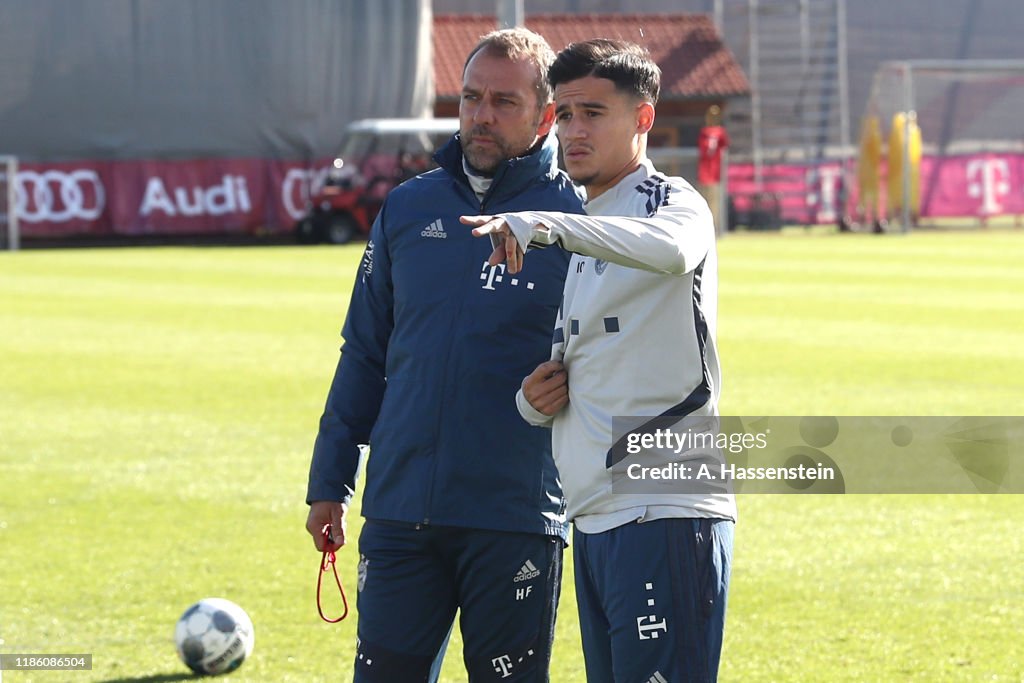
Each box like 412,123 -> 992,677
463,134 -> 511,176
463,114 -> 542,176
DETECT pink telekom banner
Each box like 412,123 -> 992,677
727,152 -> 1024,224
12,158 -> 335,238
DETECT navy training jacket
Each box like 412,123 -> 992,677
306,132 -> 584,540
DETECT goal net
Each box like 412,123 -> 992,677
0,155 -> 17,250
857,60 -> 1024,231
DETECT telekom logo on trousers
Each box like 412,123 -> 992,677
966,158 -> 1011,215
15,170 -> 106,223
140,175 -> 252,217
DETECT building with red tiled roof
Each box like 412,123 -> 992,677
434,14 -> 749,148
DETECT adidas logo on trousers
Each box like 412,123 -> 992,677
514,559 -> 540,582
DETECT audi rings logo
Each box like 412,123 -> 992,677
16,169 -> 106,223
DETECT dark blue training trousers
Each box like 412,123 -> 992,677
573,517 -> 734,683
353,520 -> 563,682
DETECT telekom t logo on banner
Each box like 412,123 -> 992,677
966,158 -> 1011,215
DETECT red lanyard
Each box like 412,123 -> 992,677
317,524 -> 349,623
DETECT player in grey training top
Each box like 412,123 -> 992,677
464,39 -> 735,682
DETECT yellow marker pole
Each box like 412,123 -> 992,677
887,111 -> 906,221
857,115 -> 881,224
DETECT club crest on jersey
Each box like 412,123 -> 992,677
594,258 -> 609,275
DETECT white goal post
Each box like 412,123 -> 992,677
861,60 -> 1024,232
0,155 -> 18,250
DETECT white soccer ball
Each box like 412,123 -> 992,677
174,597 -> 255,675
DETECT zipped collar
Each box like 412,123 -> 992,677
434,131 -> 562,206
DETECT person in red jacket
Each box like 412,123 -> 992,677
697,104 -> 729,234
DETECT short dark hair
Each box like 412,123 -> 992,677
548,39 -> 660,105
462,27 -> 556,108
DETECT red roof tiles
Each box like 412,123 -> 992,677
434,14 -> 750,101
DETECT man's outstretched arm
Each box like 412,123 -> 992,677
462,188 -> 713,276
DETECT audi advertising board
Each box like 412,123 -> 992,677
14,152 -> 1024,237
12,159 -> 329,238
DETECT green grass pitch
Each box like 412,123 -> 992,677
1,229 -> 1022,681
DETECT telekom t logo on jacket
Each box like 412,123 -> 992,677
480,262 -> 535,292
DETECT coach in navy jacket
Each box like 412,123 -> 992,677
305,28 -> 583,682
307,130 -> 580,535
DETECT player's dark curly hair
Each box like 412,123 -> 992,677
548,39 -> 661,105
